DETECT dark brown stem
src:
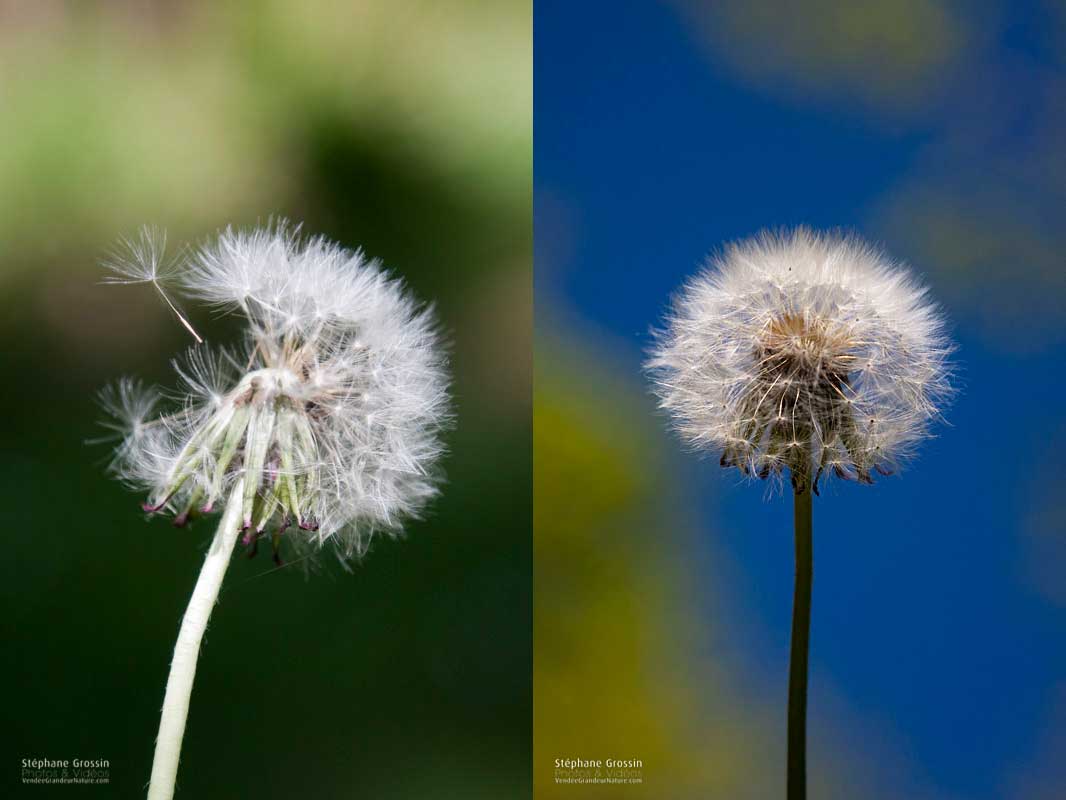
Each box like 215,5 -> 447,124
788,480 -> 813,800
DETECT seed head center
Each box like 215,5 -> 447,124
758,313 -> 852,387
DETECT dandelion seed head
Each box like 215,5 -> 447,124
646,228 -> 954,490
102,222 -> 451,561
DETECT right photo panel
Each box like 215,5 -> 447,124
534,2 -> 1066,799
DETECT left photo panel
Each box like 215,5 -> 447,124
4,3 -> 531,798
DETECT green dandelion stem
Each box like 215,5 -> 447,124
147,477 -> 245,800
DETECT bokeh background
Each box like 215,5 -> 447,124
536,1 -> 1066,798
2,2 -> 530,798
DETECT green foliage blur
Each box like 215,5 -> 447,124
2,2 -> 530,798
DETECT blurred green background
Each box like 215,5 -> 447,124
2,2 -> 530,798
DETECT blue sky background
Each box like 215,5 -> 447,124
536,1 -> 1066,797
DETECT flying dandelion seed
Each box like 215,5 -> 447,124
99,222 -> 451,800
646,227 -> 954,800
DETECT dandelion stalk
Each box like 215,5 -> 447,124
787,470 -> 812,800
147,477 -> 244,800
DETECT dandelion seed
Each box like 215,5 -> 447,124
103,227 -> 204,343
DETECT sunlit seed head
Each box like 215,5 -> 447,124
100,222 -> 451,561
646,228 -> 955,492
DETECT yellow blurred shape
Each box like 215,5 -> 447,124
534,338 -> 770,798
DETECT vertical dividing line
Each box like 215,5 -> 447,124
788,482 -> 813,800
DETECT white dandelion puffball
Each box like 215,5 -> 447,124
647,228 -> 953,491
102,224 -> 450,560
